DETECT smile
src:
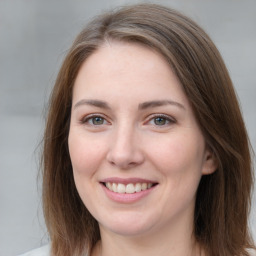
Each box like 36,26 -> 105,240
100,178 -> 158,203
104,182 -> 154,194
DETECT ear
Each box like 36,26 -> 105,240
201,147 -> 218,175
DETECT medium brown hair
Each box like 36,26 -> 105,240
42,3 -> 255,256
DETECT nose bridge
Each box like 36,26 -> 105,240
107,121 -> 143,169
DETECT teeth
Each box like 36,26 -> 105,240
135,183 -> 142,192
126,183 -> 135,194
141,183 -> 147,191
105,182 -> 154,194
117,183 -> 126,193
106,182 -> 111,190
112,183 -> 117,192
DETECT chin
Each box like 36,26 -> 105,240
98,211 -> 157,237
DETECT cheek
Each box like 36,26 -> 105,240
68,131 -> 105,176
68,132 -> 105,208
147,132 -> 205,175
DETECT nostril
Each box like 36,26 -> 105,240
107,155 -> 142,169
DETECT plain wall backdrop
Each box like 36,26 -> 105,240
0,0 -> 255,255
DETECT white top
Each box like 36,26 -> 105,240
18,245 -> 50,256
18,245 -> 256,256
248,249 -> 256,256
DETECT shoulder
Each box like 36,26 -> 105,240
18,244 -> 50,256
247,248 -> 256,256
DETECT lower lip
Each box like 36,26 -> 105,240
101,183 -> 157,203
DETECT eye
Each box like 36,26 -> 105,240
91,116 -> 105,125
81,115 -> 109,126
147,114 -> 175,126
154,117 -> 168,125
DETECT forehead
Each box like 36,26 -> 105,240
78,41 -> 170,78
72,41 -> 189,108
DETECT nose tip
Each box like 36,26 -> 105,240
106,133 -> 144,169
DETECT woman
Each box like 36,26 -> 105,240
20,3 -> 255,256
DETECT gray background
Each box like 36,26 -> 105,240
0,0 -> 255,255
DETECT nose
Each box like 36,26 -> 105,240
106,125 -> 145,170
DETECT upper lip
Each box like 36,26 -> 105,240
101,177 -> 158,185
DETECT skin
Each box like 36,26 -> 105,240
68,41 -> 216,256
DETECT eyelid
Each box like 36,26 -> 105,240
80,113 -> 110,125
145,113 -> 176,126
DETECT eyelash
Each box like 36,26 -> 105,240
79,113 -> 176,127
80,114 -> 110,126
146,114 -> 176,127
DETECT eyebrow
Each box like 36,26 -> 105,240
73,99 -> 185,110
138,100 -> 185,110
74,99 -> 110,109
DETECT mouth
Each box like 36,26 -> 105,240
101,181 -> 158,194
100,178 -> 158,203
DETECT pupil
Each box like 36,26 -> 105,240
155,117 -> 166,125
93,117 -> 103,125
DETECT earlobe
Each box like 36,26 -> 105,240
202,149 -> 218,175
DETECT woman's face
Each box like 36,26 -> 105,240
68,42 -> 216,238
